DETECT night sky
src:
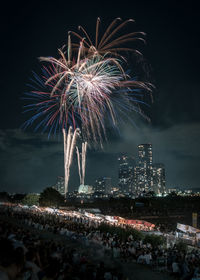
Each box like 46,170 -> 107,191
0,1 -> 200,193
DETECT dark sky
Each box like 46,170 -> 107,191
0,1 -> 200,193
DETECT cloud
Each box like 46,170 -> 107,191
0,129 -> 63,193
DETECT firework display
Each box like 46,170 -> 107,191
23,18 -> 151,193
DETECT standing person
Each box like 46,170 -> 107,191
172,258 -> 180,278
144,250 -> 152,265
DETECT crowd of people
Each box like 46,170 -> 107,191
0,208 -> 123,279
1,205 -> 200,280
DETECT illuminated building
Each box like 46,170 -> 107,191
138,144 -> 153,166
78,184 -> 93,194
135,144 -> 153,193
118,154 -> 135,195
94,177 -> 112,195
104,177 -> 112,194
152,163 -> 166,194
52,176 -> 65,196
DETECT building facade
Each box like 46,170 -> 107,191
94,177 -> 112,195
118,154 -> 135,195
152,163 -> 166,194
52,176 -> 65,196
135,144 -> 153,193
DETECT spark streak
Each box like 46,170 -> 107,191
63,127 -> 80,195
70,17 -> 146,58
76,142 -> 87,186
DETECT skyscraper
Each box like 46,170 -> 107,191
152,163 -> 166,194
138,144 -> 153,166
135,144 -> 153,193
118,154 -> 135,195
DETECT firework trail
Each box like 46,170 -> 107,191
63,127 -> 80,195
82,142 -> 87,185
76,142 -> 87,185
76,146 -> 81,184
69,17 -> 146,58
23,66 -> 75,136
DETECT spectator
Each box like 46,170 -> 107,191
172,258 -> 180,278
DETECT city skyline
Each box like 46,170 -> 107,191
0,135 -> 196,193
0,2 -> 200,193
20,142 -> 166,196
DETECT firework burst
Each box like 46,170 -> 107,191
23,53 -> 150,145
